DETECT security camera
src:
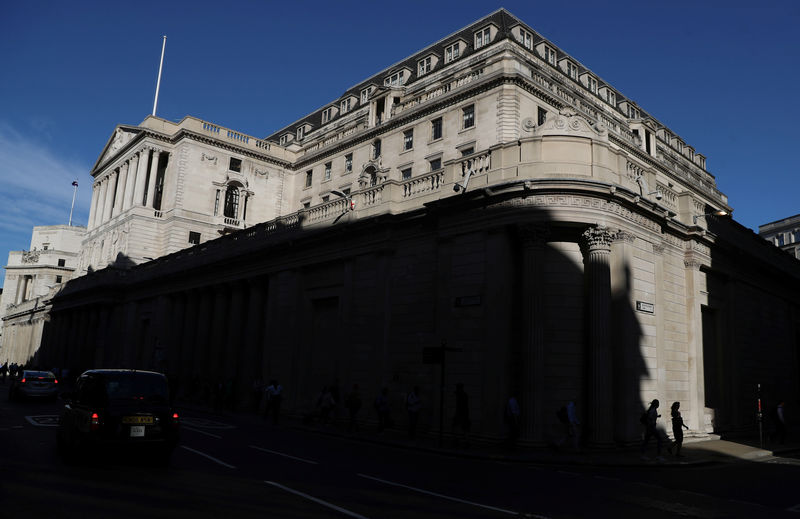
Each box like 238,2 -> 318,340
655,191 -> 663,201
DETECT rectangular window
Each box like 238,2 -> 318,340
518,28 -> 533,49
606,90 -> 616,106
418,56 -> 432,76
566,61 -> 578,80
340,98 -> 352,114
303,201 -> 310,209
360,86 -> 374,104
214,190 -> 220,215
401,168 -> 412,180
189,231 -> 201,245
537,107 -> 547,126
280,135 -> 289,146
429,158 -> 441,171
384,71 -> 404,86
462,105 -> 475,129
342,188 -> 350,196
324,162 -> 332,181
431,117 -> 442,140
296,127 -> 305,140
794,230 -> 800,243
58,258 -> 66,267
305,170 -> 313,188
321,195 -> 330,203
373,139 -> 381,159
229,157 -> 242,172
322,107 -> 333,123
403,129 -> 413,150
444,43 -> 460,63
56,275 -> 62,284
461,147 -> 474,157
587,76 -> 597,94
543,45 -> 556,65
345,153 -> 353,173
777,234 -> 785,246
475,27 -> 491,49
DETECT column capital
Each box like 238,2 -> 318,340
517,224 -> 550,249
652,241 -> 667,255
614,230 -> 636,245
581,225 -> 617,252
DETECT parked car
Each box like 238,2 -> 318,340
8,370 -> 59,401
57,369 -> 179,464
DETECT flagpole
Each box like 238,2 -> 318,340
68,180 -> 78,226
152,35 -> 167,116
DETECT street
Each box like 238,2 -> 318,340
2,393 -> 800,518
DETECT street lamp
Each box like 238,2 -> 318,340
330,189 -> 355,224
693,210 -> 729,225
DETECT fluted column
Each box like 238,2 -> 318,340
133,149 -> 150,207
581,225 -> 617,447
94,178 -> 108,227
102,171 -> 117,222
684,252 -> 709,433
113,162 -> 129,216
123,154 -> 138,210
87,183 -> 100,230
145,149 -> 160,208
519,224 -> 549,442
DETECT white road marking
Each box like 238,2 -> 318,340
787,503 -> 800,512
179,417 -> 235,429
249,445 -> 318,465
183,425 -> 222,439
24,415 -> 60,427
180,445 -> 236,468
357,473 -> 527,517
265,481 -> 369,519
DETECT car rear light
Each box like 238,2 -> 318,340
171,412 -> 179,428
20,378 -> 26,383
54,379 -> 58,384
90,413 -> 100,431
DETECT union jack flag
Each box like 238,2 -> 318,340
72,180 -> 78,187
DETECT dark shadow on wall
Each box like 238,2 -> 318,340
704,214 -> 800,442
32,194 -> 653,445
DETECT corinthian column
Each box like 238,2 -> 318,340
113,163 -> 128,217
87,183 -> 100,230
123,154 -> 138,210
145,149 -> 160,208
95,178 -> 108,226
519,224 -> 549,442
581,225 -> 617,447
102,171 -> 117,222
133,149 -> 150,206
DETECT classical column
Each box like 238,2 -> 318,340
113,162 -> 129,216
581,225 -> 617,447
102,171 -> 117,222
145,149 -> 160,208
242,278 -> 266,394
519,224 -> 549,442
133,149 -> 150,207
123,154 -> 139,210
95,178 -> 108,227
87,183 -> 100,230
684,253 -> 708,434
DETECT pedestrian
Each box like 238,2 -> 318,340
317,386 -> 336,425
406,386 -> 422,439
773,400 -> 786,445
375,387 -> 390,432
452,383 -> 470,448
566,400 -> 581,452
264,379 -> 283,424
670,401 -> 689,457
345,384 -> 362,432
0,361 -> 7,384
641,399 -> 666,461
504,393 -> 521,449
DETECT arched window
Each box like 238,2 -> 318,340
224,184 -> 240,219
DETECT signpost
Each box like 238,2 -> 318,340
423,341 -> 462,447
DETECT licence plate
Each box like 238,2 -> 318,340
122,416 -> 154,425
130,425 -> 145,437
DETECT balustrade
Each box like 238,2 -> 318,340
402,170 -> 443,198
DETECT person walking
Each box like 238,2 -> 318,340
264,379 -> 283,425
566,400 -> 581,452
505,393 -> 521,449
406,386 -> 422,439
670,401 -> 690,457
345,384 -> 362,432
641,399 -> 665,461
452,383 -> 470,448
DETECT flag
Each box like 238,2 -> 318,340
72,180 -> 78,187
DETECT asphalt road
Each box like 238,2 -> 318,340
2,392 -> 799,518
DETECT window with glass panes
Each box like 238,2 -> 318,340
475,27 -> 491,48
403,129 -> 413,150
431,118 -> 442,140
463,105 -> 475,129
429,158 -> 441,171
401,168 -> 412,180
305,170 -> 313,188
518,28 -> 532,49
445,43 -> 460,63
324,162 -> 332,181
418,56 -> 432,76
345,153 -> 352,173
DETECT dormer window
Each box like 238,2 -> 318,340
384,71 -> 405,87
340,98 -> 352,114
444,42 -> 461,63
280,134 -> 290,146
517,28 -> 533,50
418,56 -> 433,76
600,87 -> 616,107
360,86 -> 374,104
296,127 -> 305,140
537,43 -> 557,66
322,107 -> 334,123
629,106 -> 640,119
475,26 -> 492,49
585,75 -> 598,94
563,60 -> 578,80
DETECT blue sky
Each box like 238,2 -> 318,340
1,0 -> 798,288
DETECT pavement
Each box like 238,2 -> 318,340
177,400 -> 800,468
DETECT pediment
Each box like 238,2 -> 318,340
92,126 -> 141,172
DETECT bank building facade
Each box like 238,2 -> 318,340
4,9 -> 798,446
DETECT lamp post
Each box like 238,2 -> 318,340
693,210 -> 730,225
330,189 -> 354,224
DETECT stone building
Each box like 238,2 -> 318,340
22,9 -> 800,445
759,214 -> 800,260
0,225 -> 85,362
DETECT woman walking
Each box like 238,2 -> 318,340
671,401 -> 689,457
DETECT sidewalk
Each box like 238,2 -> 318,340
177,400 -> 800,468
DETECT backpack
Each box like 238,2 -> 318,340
556,406 -> 568,424
640,411 -> 649,425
